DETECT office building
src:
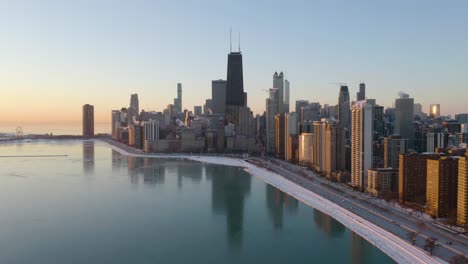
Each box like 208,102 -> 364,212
266,88 -> 279,153
351,101 -> 373,191
273,72 -> 285,113
82,104 -> 94,138
295,100 -> 309,117
399,153 -> 440,204
212,79 -> 227,115
426,156 -> 459,218
357,82 -> 366,101
203,99 -> 213,115
225,52 -> 244,106
338,85 -> 351,132
174,83 -> 182,112
367,168 -> 398,197
130,94 -> 139,113
284,79 -> 290,113
384,135 -> 408,169
414,103 -> 423,117
429,104 -> 440,119
301,103 -> 321,123
458,153 -> 468,225
394,93 -> 414,148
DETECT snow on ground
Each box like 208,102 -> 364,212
103,140 -> 444,264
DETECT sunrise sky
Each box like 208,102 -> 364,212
1,0 -> 467,124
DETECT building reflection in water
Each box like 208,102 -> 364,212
177,162 -> 203,189
82,141 -> 95,175
209,165 -> 251,248
111,150 -> 123,172
142,158 -> 165,185
312,209 -> 345,238
351,232 -> 368,264
266,185 -> 298,230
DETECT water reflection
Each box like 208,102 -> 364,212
313,209 -> 345,238
266,185 -> 298,229
177,163 -> 202,188
209,165 -> 251,248
82,141 -> 94,175
351,232 -> 367,264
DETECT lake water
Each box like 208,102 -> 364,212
0,140 -> 395,264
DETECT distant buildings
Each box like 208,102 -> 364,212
212,79 -> 227,115
130,94 -> 139,113
82,104 -> 94,138
351,101 -> 373,191
414,103 -> 423,118
356,82 -> 366,101
266,88 -> 279,153
394,93 -> 414,148
284,79 -> 290,113
338,85 -> 351,133
455,113 -> 468,124
194,106 -> 202,117
384,135 -> 408,169
429,104 -> 441,119
174,83 -> 182,112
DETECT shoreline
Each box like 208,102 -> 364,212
100,139 -> 443,264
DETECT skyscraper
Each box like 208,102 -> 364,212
273,72 -> 285,113
274,114 -> 285,159
266,88 -> 279,153
284,79 -> 290,113
212,79 -> 227,115
351,101 -> 373,191
130,94 -> 139,114
338,85 -> 351,132
225,52 -> 244,106
394,93 -> 414,148
82,104 -> 94,138
174,83 -> 182,112
357,82 -> 366,101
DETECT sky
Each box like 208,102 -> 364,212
1,0 -> 467,124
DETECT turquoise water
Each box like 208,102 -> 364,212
0,140 -> 395,264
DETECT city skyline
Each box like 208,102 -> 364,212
1,1 -> 468,124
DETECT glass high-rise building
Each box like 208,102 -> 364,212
225,52 -> 244,106
394,93 -> 414,148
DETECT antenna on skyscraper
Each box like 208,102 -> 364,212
238,32 -> 241,52
230,27 -> 232,53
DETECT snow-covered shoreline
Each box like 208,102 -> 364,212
103,140 -> 444,264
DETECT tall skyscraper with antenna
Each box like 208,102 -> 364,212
225,31 -> 244,106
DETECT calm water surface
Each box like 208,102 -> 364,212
0,140 -> 395,264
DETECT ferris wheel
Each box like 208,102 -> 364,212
16,127 -> 23,138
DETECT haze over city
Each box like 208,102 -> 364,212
1,0 -> 467,124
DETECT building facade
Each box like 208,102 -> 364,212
351,101 -> 373,191
82,104 -> 94,138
